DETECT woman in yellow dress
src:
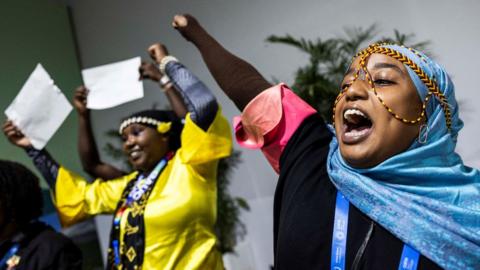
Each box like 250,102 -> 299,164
3,43 -> 232,270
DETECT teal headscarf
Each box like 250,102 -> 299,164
327,44 -> 480,270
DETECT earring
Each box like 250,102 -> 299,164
418,124 -> 429,144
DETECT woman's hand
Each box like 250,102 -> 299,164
172,14 -> 189,28
148,43 -> 169,64
2,120 -> 32,149
73,86 -> 89,116
139,62 -> 162,82
172,14 -> 201,42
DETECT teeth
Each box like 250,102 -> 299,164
344,109 -> 366,119
344,108 -> 369,124
345,128 -> 370,138
130,150 -> 141,158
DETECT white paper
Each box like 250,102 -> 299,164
5,64 -> 73,149
82,57 -> 144,109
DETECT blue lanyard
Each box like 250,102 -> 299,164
0,243 -> 19,268
331,192 -> 420,270
113,156 -> 170,266
398,244 -> 420,270
331,192 -> 350,270
126,158 -> 168,205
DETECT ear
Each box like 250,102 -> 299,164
160,133 -> 170,143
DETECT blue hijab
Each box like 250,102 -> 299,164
327,44 -> 480,270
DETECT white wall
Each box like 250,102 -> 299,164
66,0 -> 480,269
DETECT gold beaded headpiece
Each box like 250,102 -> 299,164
332,43 -> 452,132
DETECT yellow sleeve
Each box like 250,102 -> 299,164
178,107 -> 233,165
54,167 -> 136,227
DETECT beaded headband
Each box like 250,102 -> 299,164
332,43 -> 452,132
118,116 -> 172,135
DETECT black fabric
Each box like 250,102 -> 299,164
165,61 -> 218,131
106,175 -> 142,270
273,114 -> 442,270
106,155 -> 171,270
0,221 -> 81,270
25,148 -> 59,190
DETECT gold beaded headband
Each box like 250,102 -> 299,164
332,43 -> 452,131
118,117 -> 172,135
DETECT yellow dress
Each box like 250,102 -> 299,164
53,110 -> 232,269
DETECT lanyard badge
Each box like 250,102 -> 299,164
0,244 -> 20,270
331,192 -> 420,270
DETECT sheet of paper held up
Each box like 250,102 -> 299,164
5,64 -> 73,150
82,57 -> 144,109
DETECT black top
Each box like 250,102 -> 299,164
273,114 -> 442,270
0,222 -> 82,270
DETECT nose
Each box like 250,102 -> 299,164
123,135 -> 135,151
345,78 -> 370,102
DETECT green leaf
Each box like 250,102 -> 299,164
266,24 -> 430,122
235,197 -> 250,211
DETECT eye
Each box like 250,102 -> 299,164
132,130 -> 139,136
341,81 -> 352,90
130,125 -> 144,136
373,79 -> 395,86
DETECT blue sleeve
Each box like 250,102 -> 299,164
165,61 -> 218,130
26,147 -> 58,189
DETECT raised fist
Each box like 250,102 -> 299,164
73,86 -> 89,115
2,120 -> 32,149
148,43 -> 169,64
172,14 -> 189,29
172,14 -> 202,42
139,61 -> 162,82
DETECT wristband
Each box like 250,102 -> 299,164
159,75 -> 173,92
160,75 -> 171,86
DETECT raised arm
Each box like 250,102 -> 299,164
138,61 -> 188,118
145,43 -> 219,130
172,14 -> 272,111
73,86 -> 125,179
3,120 -> 132,226
2,120 -> 58,188
169,15 -> 320,173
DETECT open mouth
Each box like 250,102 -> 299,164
129,146 -> 143,160
342,108 -> 373,143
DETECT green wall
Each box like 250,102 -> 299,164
0,0 -> 85,187
0,2 -> 104,268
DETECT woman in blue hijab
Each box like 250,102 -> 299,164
172,14 -> 480,270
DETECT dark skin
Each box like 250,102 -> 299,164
121,123 -> 169,173
335,54 -> 424,168
140,43 -> 188,118
172,15 -> 272,110
72,43 -> 188,178
3,112 -> 166,178
2,120 -> 30,148
73,86 -> 125,178
3,44 -> 187,177
171,14 -> 423,168
3,95 -> 169,179
138,62 -> 188,115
